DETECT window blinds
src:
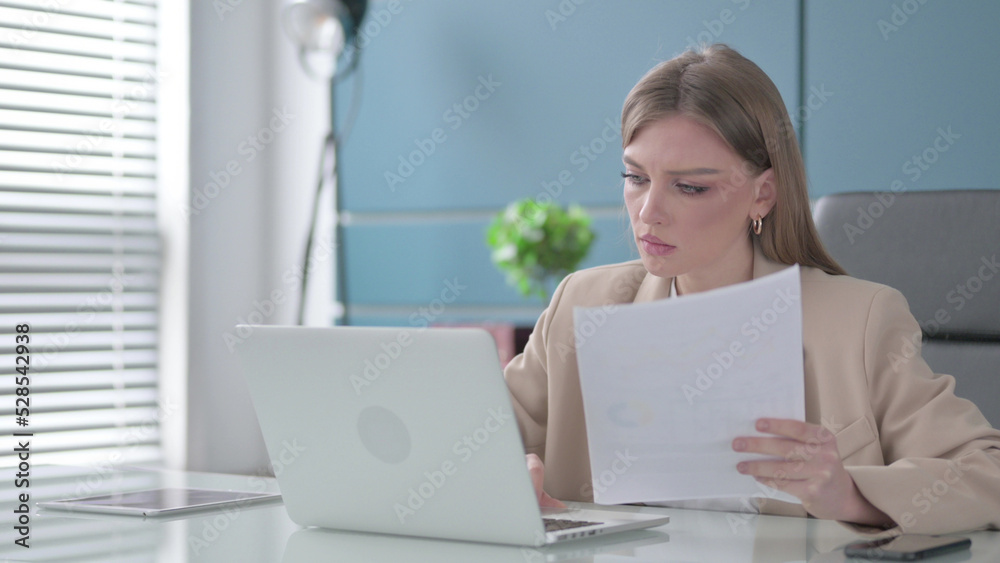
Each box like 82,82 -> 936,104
0,0 -> 162,468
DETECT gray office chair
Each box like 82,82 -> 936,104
812,190 -> 1000,428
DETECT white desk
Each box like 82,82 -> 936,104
1,465 -> 997,562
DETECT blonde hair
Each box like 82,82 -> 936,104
621,44 -> 845,276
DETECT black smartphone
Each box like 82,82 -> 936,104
844,534 -> 971,560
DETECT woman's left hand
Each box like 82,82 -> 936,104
733,418 -> 893,526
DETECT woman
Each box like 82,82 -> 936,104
504,44 -> 1000,534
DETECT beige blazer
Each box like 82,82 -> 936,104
504,245 -> 1000,534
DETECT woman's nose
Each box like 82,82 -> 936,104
638,187 -> 668,225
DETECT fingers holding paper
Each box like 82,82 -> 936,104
732,418 -> 893,527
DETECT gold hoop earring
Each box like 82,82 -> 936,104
752,215 -> 763,235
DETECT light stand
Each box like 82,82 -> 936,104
281,0 -> 366,325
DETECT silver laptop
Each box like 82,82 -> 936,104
281,526 -> 671,562
236,325 -> 669,546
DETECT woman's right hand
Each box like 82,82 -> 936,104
526,453 -> 567,508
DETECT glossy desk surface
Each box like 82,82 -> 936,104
1,466 -> 997,562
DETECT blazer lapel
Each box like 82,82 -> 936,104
633,273 -> 673,303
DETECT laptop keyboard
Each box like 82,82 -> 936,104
543,518 -> 602,532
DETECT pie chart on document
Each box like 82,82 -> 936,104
607,401 -> 655,428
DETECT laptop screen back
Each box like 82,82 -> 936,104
237,326 -> 546,545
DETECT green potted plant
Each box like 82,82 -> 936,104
485,198 -> 596,300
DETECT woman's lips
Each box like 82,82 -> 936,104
639,235 -> 676,257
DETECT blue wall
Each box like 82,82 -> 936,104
335,0 -> 997,326
803,1 -> 1000,196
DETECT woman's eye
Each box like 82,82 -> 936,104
621,172 -> 647,186
677,183 -> 708,195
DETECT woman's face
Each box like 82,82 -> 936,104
623,114 -> 774,290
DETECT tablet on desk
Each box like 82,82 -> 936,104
37,488 -> 282,517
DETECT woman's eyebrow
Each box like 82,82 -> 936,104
622,155 -> 645,170
623,156 -> 720,176
665,167 -> 721,175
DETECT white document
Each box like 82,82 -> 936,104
574,265 -> 804,505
